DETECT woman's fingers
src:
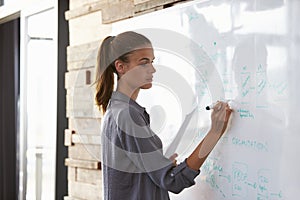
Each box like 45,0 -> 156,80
225,105 -> 232,120
169,153 -> 178,166
169,153 -> 178,160
211,101 -> 232,134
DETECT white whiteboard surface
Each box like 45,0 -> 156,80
112,0 -> 300,199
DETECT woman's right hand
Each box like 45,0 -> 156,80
186,101 -> 232,170
210,101 -> 232,136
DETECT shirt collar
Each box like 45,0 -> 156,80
111,91 -> 146,114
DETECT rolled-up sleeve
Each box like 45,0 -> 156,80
149,159 -> 200,194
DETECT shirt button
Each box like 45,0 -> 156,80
171,173 -> 174,177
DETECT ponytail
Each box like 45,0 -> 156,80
95,36 -> 115,113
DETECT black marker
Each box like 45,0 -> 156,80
205,102 -> 218,110
206,100 -> 233,110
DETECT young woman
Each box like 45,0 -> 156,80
95,31 -> 232,200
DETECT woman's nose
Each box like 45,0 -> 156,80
150,64 -> 156,73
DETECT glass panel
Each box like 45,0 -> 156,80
25,8 -> 57,200
3,0 -> 18,5
27,8 -> 55,39
112,1 -> 300,199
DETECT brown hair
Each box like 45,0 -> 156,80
95,31 -> 152,113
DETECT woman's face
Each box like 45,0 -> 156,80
117,47 -> 156,91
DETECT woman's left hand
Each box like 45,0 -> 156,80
169,153 -> 178,166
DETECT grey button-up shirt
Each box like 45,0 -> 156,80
101,91 -> 200,200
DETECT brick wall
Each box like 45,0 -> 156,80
64,0 -> 190,199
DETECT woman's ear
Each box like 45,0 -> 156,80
114,60 -> 126,76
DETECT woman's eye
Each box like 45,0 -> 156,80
139,59 -> 154,67
140,62 -> 149,67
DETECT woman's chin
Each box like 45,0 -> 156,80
141,83 -> 152,89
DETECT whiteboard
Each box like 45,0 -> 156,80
112,0 -> 300,199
